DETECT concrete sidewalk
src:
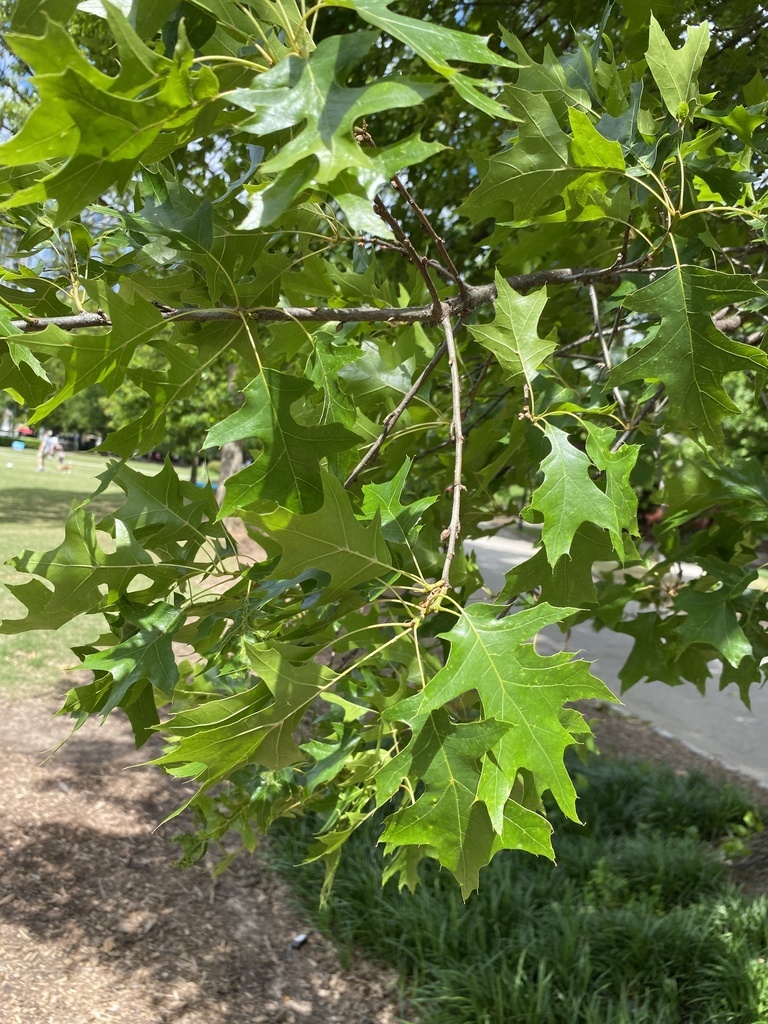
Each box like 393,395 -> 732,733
466,534 -> 768,790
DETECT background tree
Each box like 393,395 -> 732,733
1,0 -> 767,896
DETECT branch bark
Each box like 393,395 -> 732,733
439,313 -> 465,587
611,387 -> 668,451
7,262 -> 644,334
589,283 -> 627,419
343,340 -> 449,488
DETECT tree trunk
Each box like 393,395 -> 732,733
216,361 -> 243,507
216,440 -> 243,506
189,453 -> 199,486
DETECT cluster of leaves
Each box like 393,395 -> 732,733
1,0 -> 768,896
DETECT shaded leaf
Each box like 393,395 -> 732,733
610,268 -> 767,445
360,458 -> 438,546
153,645 -> 331,798
81,601 -> 183,711
205,369 -> 359,515
1,510 -> 174,632
266,472 -> 394,601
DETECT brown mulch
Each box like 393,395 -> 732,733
0,685 -> 401,1024
2,688 -> 768,1024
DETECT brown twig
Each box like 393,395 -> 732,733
439,312 -> 465,587
364,236 -> 457,283
356,123 -> 446,319
389,174 -> 470,303
552,331 -> 595,357
589,283 -> 628,419
343,340 -> 449,488
462,353 -> 494,419
372,195 -> 444,318
616,215 -> 633,267
611,387 -> 667,451
7,263 -> 652,334
412,385 -> 517,463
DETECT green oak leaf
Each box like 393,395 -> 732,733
96,458 -> 225,550
381,844 -> 431,894
385,603 -> 617,831
333,0 -> 518,119
584,423 -> 640,540
59,676 -> 159,748
6,12 -> 167,95
360,457 -> 438,546
6,339 -> 50,382
725,610 -> 768,709
462,93 -> 580,224
205,369 -> 360,515
645,16 -> 709,119
232,32 -> 441,227
153,644 -> 331,801
610,268 -> 768,446
675,565 -> 756,668
720,659 -> 761,710
568,107 -> 626,170
306,331 -> 363,429
616,613 -> 712,693
266,472 -> 394,601
337,337 -> 415,403
524,423 -> 636,565
698,105 -> 767,148
1,510 -> 175,632
500,28 -> 591,122
80,601 -> 183,712
0,19 -> 218,220
17,285 -> 165,422
462,97 -> 624,225
469,275 -> 555,387
0,336 -> 54,409
376,711 -> 553,898
501,523 -> 639,607
101,323 -> 248,458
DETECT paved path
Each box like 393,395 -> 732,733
467,534 -> 768,790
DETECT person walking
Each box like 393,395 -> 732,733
36,430 -> 58,471
35,430 -> 48,471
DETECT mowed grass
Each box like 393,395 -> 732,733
0,448 -> 167,692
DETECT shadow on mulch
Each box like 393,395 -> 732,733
2,819 -> 286,1023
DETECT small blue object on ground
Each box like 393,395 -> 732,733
11,440 -> 25,450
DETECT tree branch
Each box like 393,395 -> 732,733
611,387 -> 668,451
589,283 -> 627,419
343,339 -> 448,488
439,313 -> 465,587
8,262 -> 646,334
388,173 -> 470,303
372,194 -> 444,316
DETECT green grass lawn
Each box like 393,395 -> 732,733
270,757 -> 768,1024
0,449 -> 173,693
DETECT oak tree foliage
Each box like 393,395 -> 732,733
1,0 -> 768,895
